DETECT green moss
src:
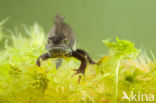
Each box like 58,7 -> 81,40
0,20 -> 156,103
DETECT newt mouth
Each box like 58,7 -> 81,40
47,46 -> 72,56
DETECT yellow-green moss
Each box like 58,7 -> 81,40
0,20 -> 155,103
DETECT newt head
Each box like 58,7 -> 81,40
46,34 -> 72,57
46,14 -> 76,57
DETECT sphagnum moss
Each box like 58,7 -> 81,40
0,20 -> 156,103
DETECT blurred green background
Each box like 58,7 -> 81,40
0,0 -> 156,59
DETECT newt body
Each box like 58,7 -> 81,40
36,14 -> 95,81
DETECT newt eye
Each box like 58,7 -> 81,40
64,39 -> 69,44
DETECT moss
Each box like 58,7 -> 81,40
0,21 -> 155,103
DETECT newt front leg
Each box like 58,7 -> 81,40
76,49 -> 96,64
36,53 -> 50,67
71,50 -> 88,82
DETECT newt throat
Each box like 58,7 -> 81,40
47,46 -> 72,57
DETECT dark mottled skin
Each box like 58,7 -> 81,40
36,14 -> 96,82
